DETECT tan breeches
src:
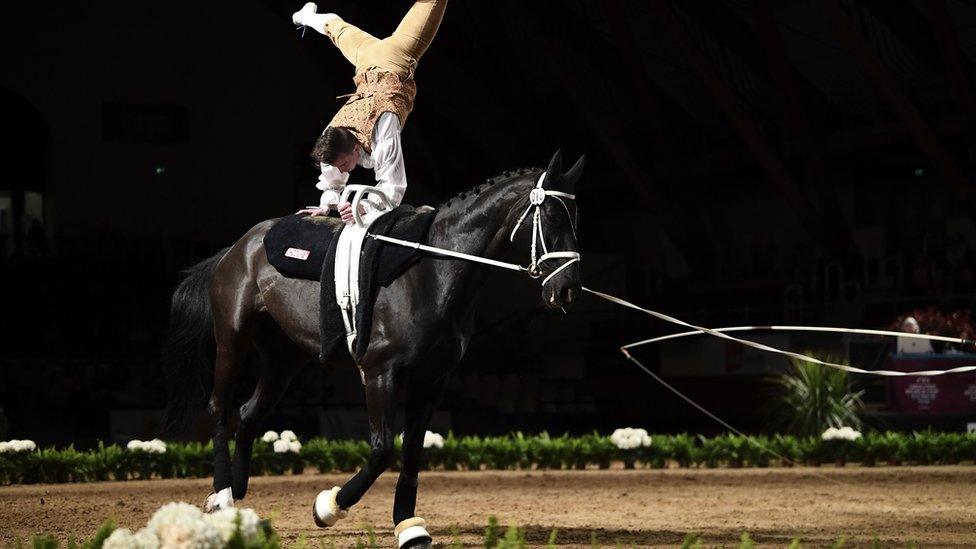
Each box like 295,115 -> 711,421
324,0 -> 447,79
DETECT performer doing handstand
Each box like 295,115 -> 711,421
293,1 -> 447,225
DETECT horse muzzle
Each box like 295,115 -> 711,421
545,283 -> 579,309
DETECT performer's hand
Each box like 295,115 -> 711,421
296,206 -> 331,216
338,202 -> 366,225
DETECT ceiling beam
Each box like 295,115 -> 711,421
825,0 -> 976,212
675,114 -> 970,177
858,0 -> 943,69
860,0 -> 976,124
676,0 -> 836,129
597,1 -> 719,262
652,0 -> 840,254
922,0 -> 976,124
751,0 -> 851,252
504,2 -> 705,271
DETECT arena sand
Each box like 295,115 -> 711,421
1,467 -> 975,547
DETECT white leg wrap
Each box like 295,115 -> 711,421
395,517 -> 431,548
313,486 -> 347,528
205,487 -> 234,513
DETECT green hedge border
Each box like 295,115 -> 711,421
2,431 -> 975,484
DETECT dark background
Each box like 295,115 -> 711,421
3,0 -> 976,447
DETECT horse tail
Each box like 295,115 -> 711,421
161,248 -> 228,440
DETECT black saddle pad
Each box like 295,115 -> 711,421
264,214 -> 342,281
320,205 -> 438,364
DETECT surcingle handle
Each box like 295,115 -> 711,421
340,184 -> 395,227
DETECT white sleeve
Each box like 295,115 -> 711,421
362,112 -> 406,213
316,162 -> 349,209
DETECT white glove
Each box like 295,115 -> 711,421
316,164 -> 350,208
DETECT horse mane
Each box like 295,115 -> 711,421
438,167 -> 540,208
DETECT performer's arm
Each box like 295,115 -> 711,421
297,162 -> 349,216
361,112 -> 406,213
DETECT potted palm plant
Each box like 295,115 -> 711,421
764,351 -> 865,464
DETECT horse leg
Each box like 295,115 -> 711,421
313,365 -> 398,527
205,327 -> 250,511
205,253 -> 257,512
391,375 -> 449,549
231,333 -> 307,499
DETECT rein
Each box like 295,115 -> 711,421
584,288 -> 976,378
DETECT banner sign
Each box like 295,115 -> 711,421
887,354 -> 976,415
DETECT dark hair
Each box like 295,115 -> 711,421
311,127 -> 358,165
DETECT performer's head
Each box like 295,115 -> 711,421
312,127 -> 360,172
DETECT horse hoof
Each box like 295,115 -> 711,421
203,492 -> 217,513
204,487 -> 234,513
395,517 -> 431,549
312,486 -> 347,528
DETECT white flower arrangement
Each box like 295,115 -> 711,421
264,429 -> 300,448
106,502 -> 266,547
279,430 -> 298,442
610,428 -> 652,450
103,527 -> 160,549
395,431 -> 444,449
126,438 -> 167,454
147,502 -> 223,548
821,426 -> 862,441
0,439 -> 36,453
423,430 -> 444,449
133,528 -> 161,548
204,508 -> 261,542
273,439 -> 301,454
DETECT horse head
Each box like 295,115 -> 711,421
533,150 -> 584,309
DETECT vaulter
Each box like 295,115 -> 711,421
293,1 -> 447,225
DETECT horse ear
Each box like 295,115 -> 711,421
546,150 -> 563,181
562,154 -> 585,190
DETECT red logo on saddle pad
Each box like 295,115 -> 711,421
285,247 -> 310,260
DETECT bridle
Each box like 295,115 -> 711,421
508,171 -> 581,286
359,171 -> 581,289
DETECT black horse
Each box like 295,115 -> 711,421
162,151 -> 583,547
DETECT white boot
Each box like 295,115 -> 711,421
292,2 -> 318,25
395,517 -> 432,548
312,486 -> 348,527
203,487 -> 235,513
292,2 -> 338,35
